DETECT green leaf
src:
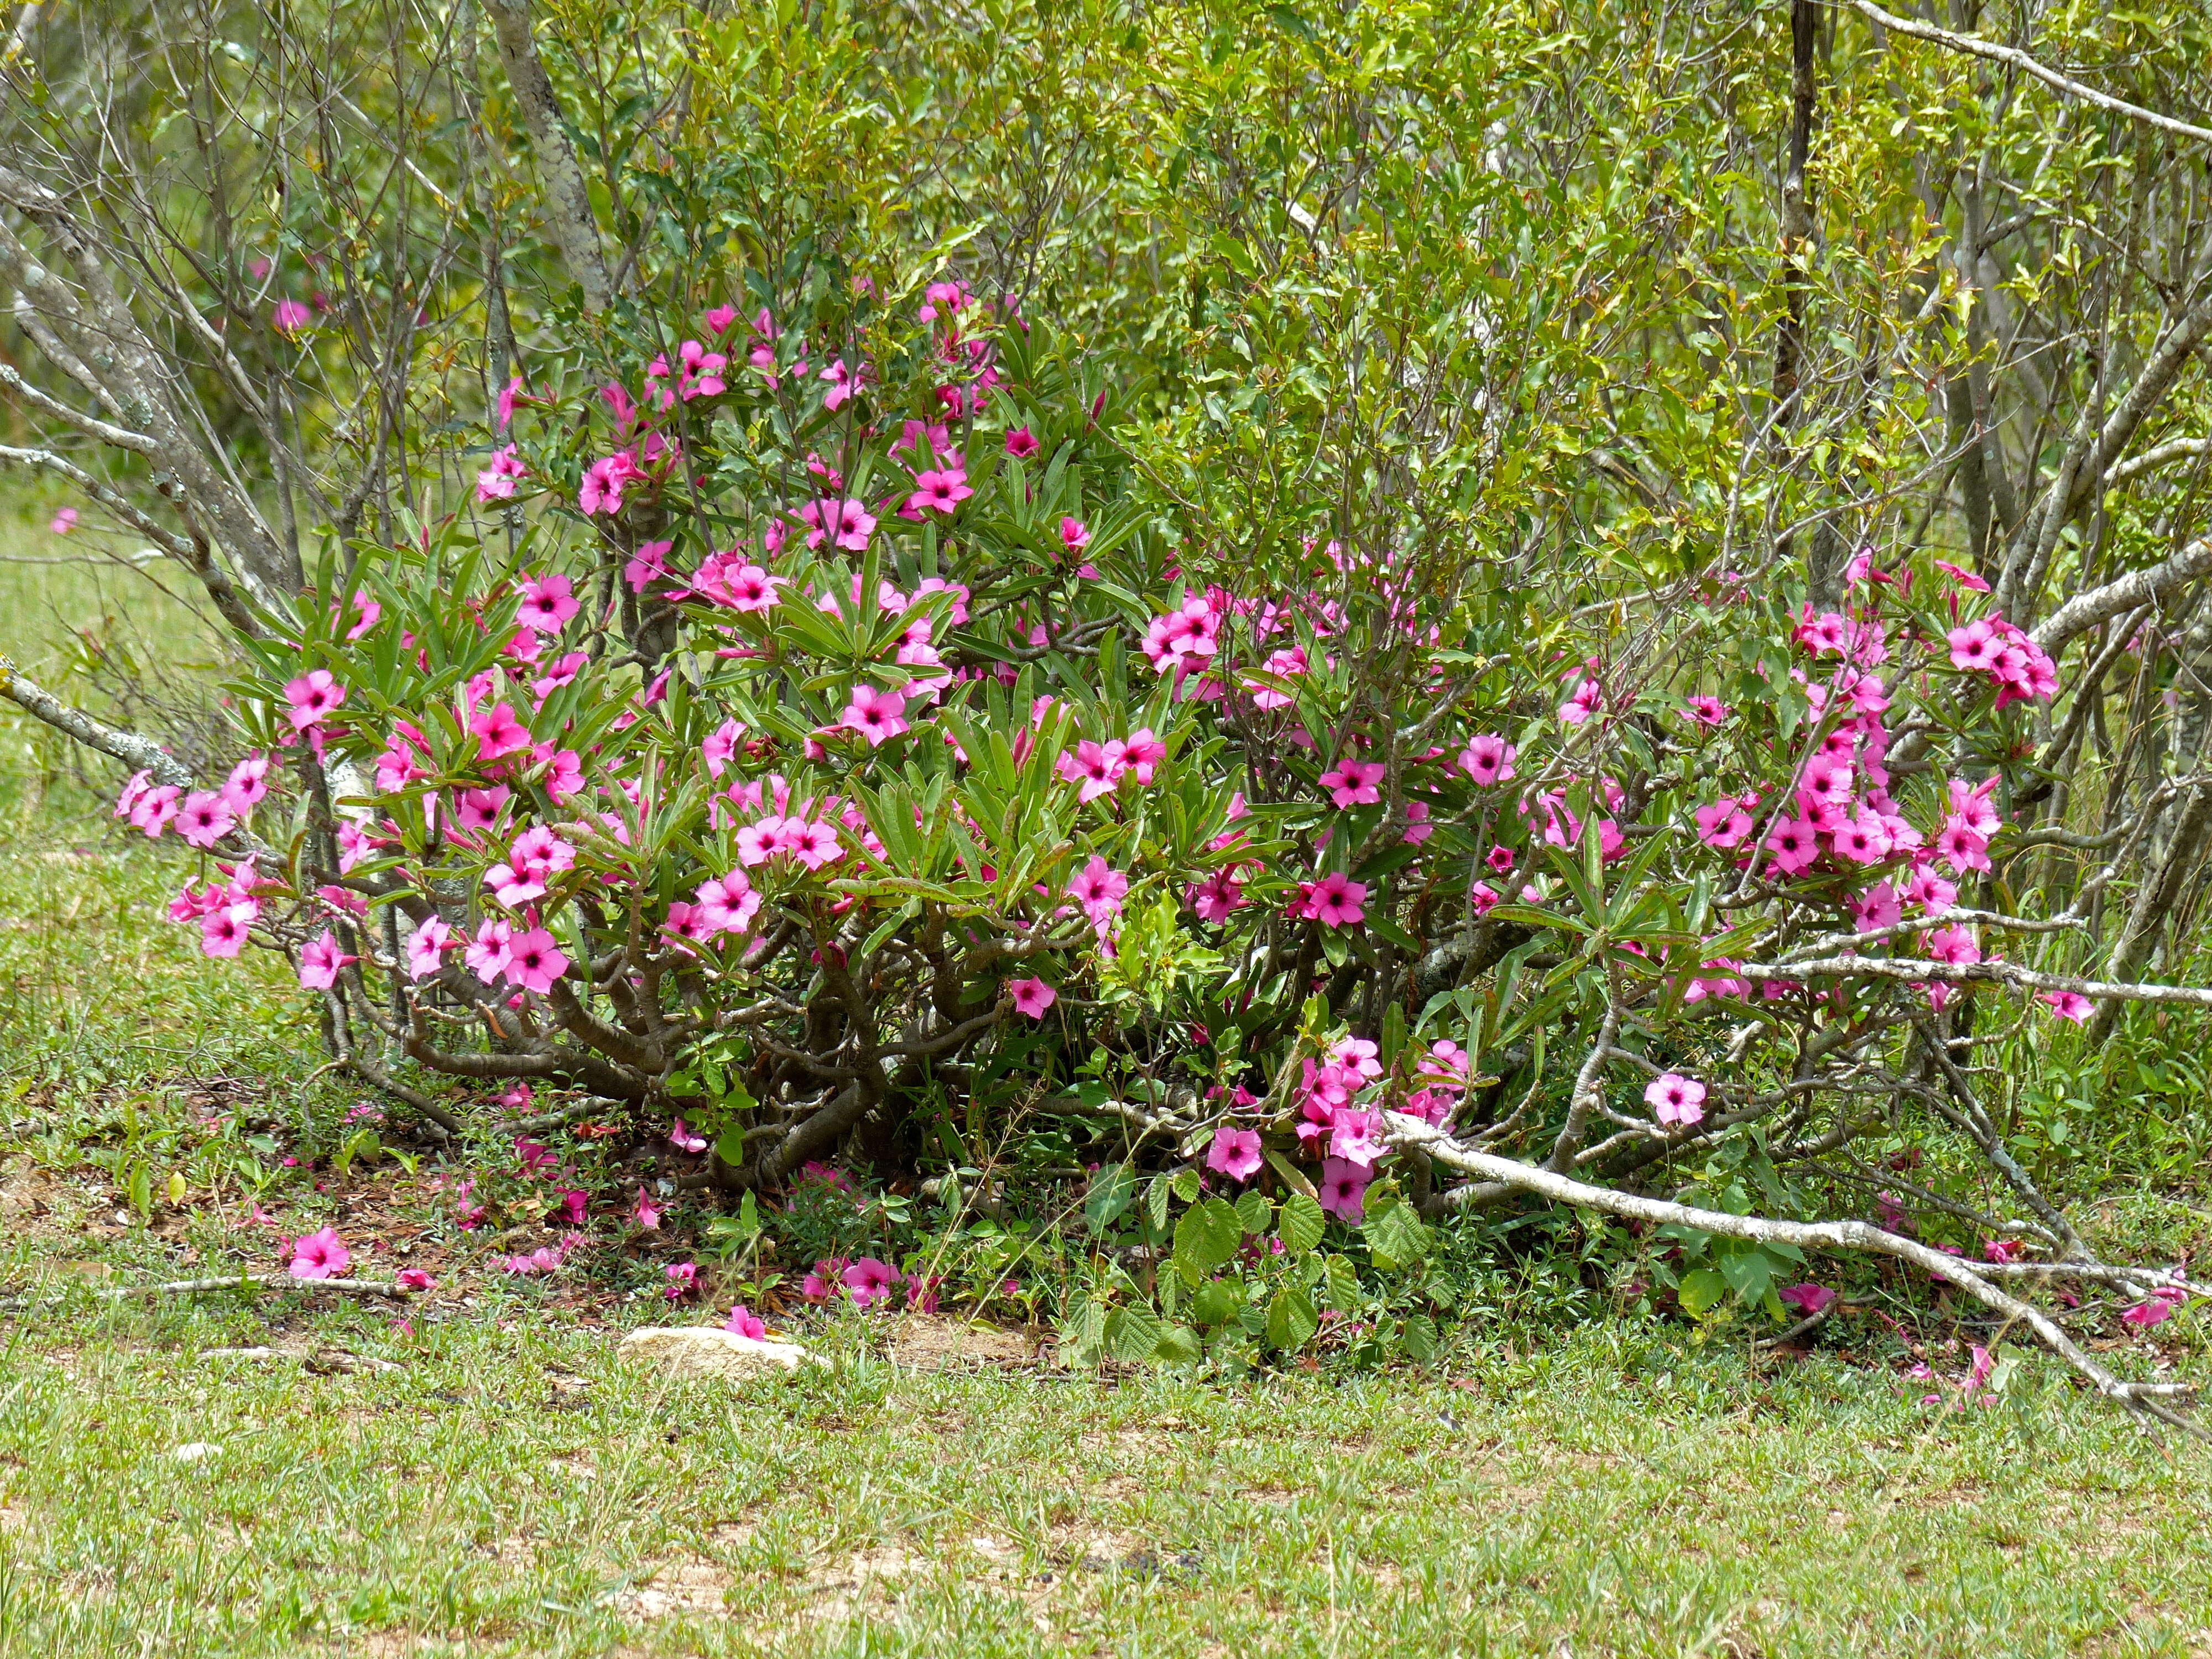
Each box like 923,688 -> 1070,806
1235,1190 -> 1275,1235
713,1126 -> 747,1167
1264,1285 -> 1321,1351
1104,1302 -> 1166,1364
1402,1314 -> 1439,1364
1677,1267 -> 1729,1316
1718,1246 -> 1775,1306
1364,1198 -> 1433,1270
1145,1172 -> 1172,1233
1192,1279 -> 1243,1328
1152,1323 -> 1203,1366
1058,1297 -> 1107,1366
1172,1197 -> 1244,1282
1277,1191 -> 1326,1256
1086,1164 -> 1138,1235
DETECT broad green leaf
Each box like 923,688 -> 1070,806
1364,1198 -> 1433,1270
1085,1163 -> 1137,1235
1264,1285 -> 1320,1351
1172,1197 -> 1243,1282
1234,1190 -> 1274,1235
1276,1191 -> 1326,1255
1676,1267 -> 1729,1316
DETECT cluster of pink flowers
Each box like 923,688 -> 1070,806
1948,614 -> 2058,708
800,1254 -> 937,1311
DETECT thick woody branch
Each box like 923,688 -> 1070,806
482,0 -> 612,314
2031,537 -> 2212,654
0,655 -> 192,787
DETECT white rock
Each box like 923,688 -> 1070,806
617,1326 -> 810,1378
170,1442 -> 220,1463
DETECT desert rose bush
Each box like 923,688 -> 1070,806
118,268 -> 2106,1269
7,0 -> 2209,1402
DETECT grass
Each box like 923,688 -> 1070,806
0,1283 -> 2208,1657
2,520 -> 2210,1657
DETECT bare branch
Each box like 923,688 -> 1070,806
1850,1 -> 2212,145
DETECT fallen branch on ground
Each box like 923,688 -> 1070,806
1383,1112 -> 2206,1441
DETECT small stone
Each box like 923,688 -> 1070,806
171,1442 -> 220,1463
617,1326 -> 810,1378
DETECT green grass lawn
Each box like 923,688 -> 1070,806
1,1284 -> 2208,1658
2,526 -> 2209,1658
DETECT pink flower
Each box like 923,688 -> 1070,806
477,444 -> 529,503
1119,728 -> 1166,783
842,1256 -> 900,1308
1067,855 -> 1130,925
1924,924 -> 1981,967
1685,695 -> 1730,726
820,357 -> 860,410
578,452 -> 640,515
223,752 -> 272,811
905,467 -> 972,516
1318,759 -> 1385,809
397,1267 -> 436,1291
1832,813 -> 1893,865
1004,426 -> 1040,458
624,538 -> 674,593
1056,739 -> 1128,802
1934,820 -> 1991,874
201,903 -> 257,959
718,563 -> 782,612
634,1188 -> 663,1229
1317,1157 -> 1371,1222
1059,516 -> 1091,552
1557,677 -> 1603,725
695,871 -> 761,938
505,928 -> 568,994
465,917 -> 514,982
665,1261 -> 698,1301
515,572 -> 580,633
1207,1127 -> 1263,1183
2121,1297 -> 2176,1328
1299,873 -> 1368,928
271,299 -> 312,335
298,930 -> 356,990
841,684 -> 910,746
49,507 -> 77,534
1008,977 -> 1057,1019
783,819 -> 844,870
669,1117 -> 707,1154
724,1304 -> 767,1339
1328,1108 -> 1388,1169
1851,882 -> 1902,934
1777,1283 -> 1835,1315
284,669 -> 347,731
1948,619 -> 1999,674
2039,990 -> 2093,1023
1983,1238 -> 2023,1263
174,790 -> 236,849
1933,559 -> 1991,593
1187,870 -> 1245,921
1458,734 -> 1516,786
1644,1072 -> 1707,1126
1764,818 -> 1819,877
288,1227 -> 349,1280
1695,797 -> 1755,850
1468,881 -> 1501,917
404,915 -> 453,980
1401,801 -> 1433,844
799,496 -> 875,552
